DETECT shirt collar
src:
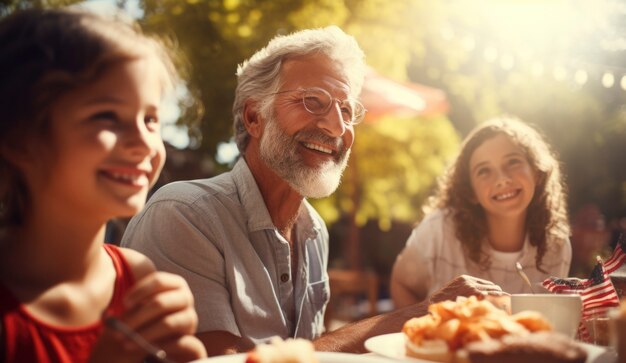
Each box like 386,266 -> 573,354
232,158 -> 320,238
297,201 -> 323,240
482,234 -> 535,263
231,158 -> 275,232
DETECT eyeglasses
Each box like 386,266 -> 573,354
270,87 -> 366,125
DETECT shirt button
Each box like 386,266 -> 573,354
280,273 -> 290,283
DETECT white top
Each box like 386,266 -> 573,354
393,209 -> 572,299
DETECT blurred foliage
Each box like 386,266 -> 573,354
3,0 -> 625,232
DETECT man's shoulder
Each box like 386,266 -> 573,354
150,172 -> 236,205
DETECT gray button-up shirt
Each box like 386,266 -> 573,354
121,158 -> 329,346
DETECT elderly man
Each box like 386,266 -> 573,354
121,26 -> 504,355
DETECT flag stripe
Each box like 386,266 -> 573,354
605,233 -> 626,273
604,253 -> 626,273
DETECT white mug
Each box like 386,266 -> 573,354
511,294 -> 582,338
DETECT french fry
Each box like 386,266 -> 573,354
403,295 -> 553,351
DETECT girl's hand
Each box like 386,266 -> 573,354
89,324 -> 147,363
123,271 -> 207,362
90,271 -> 207,363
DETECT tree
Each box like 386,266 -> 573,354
7,0 -> 624,265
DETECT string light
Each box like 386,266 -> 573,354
574,70 -> 588,85
430,0 -> 625,92
602,72 -> 615,88
435,24 -> 626,92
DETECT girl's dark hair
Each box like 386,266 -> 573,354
424,116 -> 570,271
0,8 -> 179,234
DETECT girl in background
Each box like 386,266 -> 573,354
0,8 -> 206,362
391,116 -> 571,307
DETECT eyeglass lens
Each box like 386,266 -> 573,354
302,88 -> 364,124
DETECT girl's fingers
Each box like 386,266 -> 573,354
93,321 -> 204,363
122,287 -> 194,331
93,273 -> 204,362
156,334 -> 208,363
101,304 -> 200,362
135,307 -> 198,343
124,272 -> 193,309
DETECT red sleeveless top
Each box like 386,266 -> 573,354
0,244 -> 135,363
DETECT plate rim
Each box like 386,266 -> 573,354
365,332 -> 434,362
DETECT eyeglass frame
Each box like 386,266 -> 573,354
266,87 -> 367,125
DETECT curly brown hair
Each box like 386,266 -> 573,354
424,116 -> 570,271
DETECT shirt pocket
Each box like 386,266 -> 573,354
297,278 -> 329,339
308,278 -> 330,306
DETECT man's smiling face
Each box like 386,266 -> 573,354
258,53 -> 354,198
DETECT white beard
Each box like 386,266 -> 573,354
259,114 -> 350,198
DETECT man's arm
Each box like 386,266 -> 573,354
313,302 -> 428,353
196,331 -> 253,356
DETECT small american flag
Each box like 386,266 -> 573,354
603,233 -> 626,275
542,233 -> 625,341
543,259 -> 620,319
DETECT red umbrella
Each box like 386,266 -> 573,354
360,68 -> 449,123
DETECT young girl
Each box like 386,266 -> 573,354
0,8 -> 206,362
391,116 -> 572,307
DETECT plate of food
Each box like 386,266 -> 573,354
364,296 -> 606,363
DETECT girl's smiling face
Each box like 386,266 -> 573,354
21,57 -> 166,222
469,133 -> 537,222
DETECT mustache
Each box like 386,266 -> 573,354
294,128 -> 346,153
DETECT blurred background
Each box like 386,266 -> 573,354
4,0 -> 625,325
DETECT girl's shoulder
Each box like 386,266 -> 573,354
110,245 -> 156,282
418,208 -> 454,229
411,209 -> 456,244
544,235 -> 572,254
